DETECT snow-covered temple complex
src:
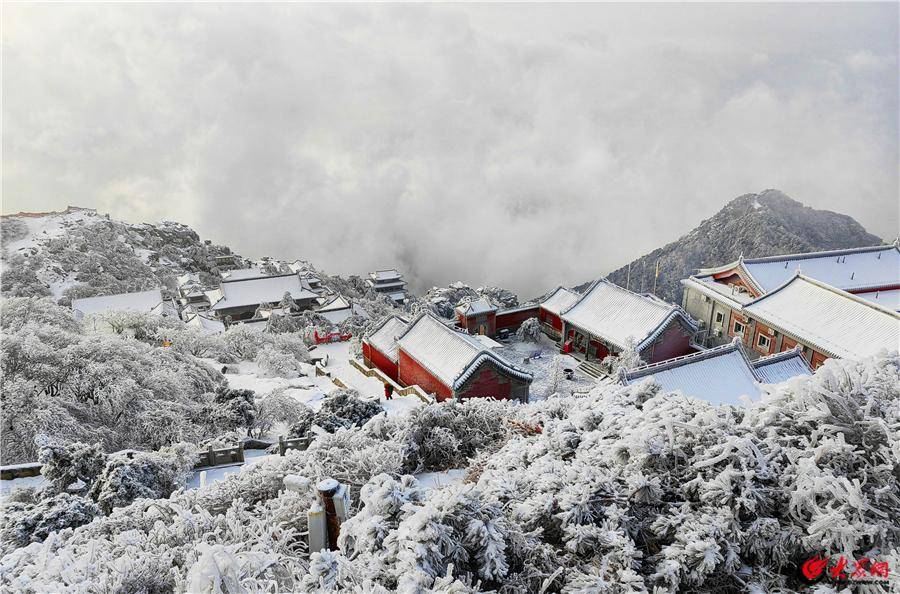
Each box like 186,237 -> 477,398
366,269 -> 408,305
681,243 -> 900,369
558,279 -> 699,364
363,312 -> 532,402
210,273 -> 318,322
620,339 -> 812,405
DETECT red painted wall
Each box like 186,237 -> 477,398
752,321 -> 775,356
810,350 -> 829,370
456,363 -> 513,400
496,306 -> 540,331
729,311 -> 750,345
646,320 -> 695,363
362,341 -> 399,382
539,308 -> 563,331
458,311 -> 497,336
780,336 -> 799,352
398,350 -> 453,401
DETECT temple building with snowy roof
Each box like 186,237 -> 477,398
681,243 -> 900,369
362,312 -> 532,402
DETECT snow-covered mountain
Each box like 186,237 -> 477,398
598,189 -> 884,303
0,206 -> 240,303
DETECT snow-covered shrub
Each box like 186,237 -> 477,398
287,405 -> 317,440
250,388 -> 312,438
221,324 -> 266,360
515,317 -> 542,342
397,399 -> 515,473
0,494 -> 101,553
312,389 -> 383,434
88,443 -> 196,514
158,323 -> 223,358
269,332 -> 311,363
2,355 -> 898,594
212,387 -> 258,434
0,255 -> 52,297
255,345 -> 304,378
599,336 -> 643,376
36,438 -> 108,496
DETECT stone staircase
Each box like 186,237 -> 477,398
577,360 -> 606,380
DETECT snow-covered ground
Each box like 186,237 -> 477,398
313,341 -> 423,417
414,468 -> 468,490
0,474 -> 45,499
493,334 -> 596,399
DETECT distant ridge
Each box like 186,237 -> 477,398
594,189 -> 884,304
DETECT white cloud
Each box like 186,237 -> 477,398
3,3 -> 897,296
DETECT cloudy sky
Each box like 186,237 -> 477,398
3,3 -> 898,296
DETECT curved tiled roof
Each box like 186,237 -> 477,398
540,286 -> 581,316
397,312 -> 531,390
364,315 -> 409,363
561,279 -> 697,351
742,274 -> 900,358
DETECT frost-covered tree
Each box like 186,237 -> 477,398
35,438 -> 108,496
544,354 -> 570,399
89,443 -> 196,514
213,387 -> 258,435
515,317 -> 542,342
255,345 -> 304,378
250,388 -> 311,438
221,324 -> 266,360
600,336 -> 643,376
1,298 -> 226,463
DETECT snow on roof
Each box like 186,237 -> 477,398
221,267 -> 269,281
365,315 -> 410,363
185,312 -> 226,333
621,341 -> 761,405
211,274 -> 317,311
561,280 -> 697,351
317,295 -> 351,313
680,276 -> 756,308
696,244 -> 899,295
397,313 -> 531,389
742,244 -> 899,293
370,269 -> 403,281
540,287 -> 581,316
72,288 -> 165,318
455,298 -> 497,316
855,288 -> 900,312
388,291 -> 407,302
742,274 -> 900,358
751,348 -> 813,384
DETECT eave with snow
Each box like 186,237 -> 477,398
619,339 -> 812,406
559,279 -> 699,364
210,273 -> 318,323
538,286 -> 581,338
681,243 -> 900,366
365,312 -> 532,402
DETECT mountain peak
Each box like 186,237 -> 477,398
603,190 -> 883,303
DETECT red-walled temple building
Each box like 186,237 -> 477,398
364,312 -> 532,402
558,279 -> 699,364
681,244 -> 900,368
